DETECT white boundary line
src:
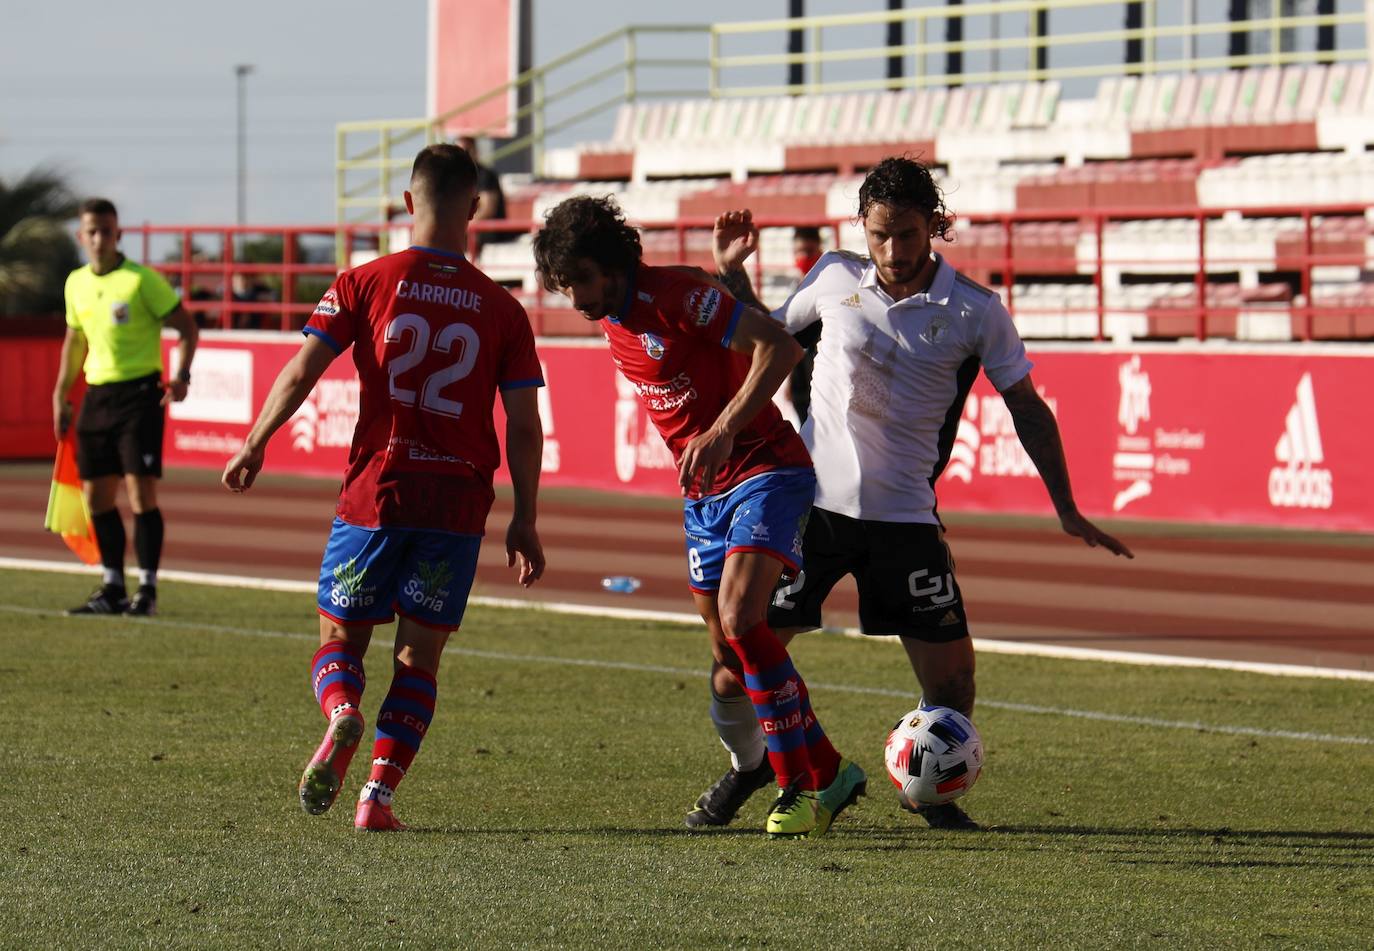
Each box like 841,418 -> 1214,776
1,594 -> 1369,748
6,556 -> 1371,683
2,560 -> 1374,747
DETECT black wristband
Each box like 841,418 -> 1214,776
176,368 -> 192,384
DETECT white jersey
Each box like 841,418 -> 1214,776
774,250 -> 1032,524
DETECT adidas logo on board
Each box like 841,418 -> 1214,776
1267,373 -> 1333,510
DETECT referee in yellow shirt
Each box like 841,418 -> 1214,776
52,198 -> 199,616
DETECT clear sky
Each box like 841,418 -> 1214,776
0,0 -> 801,225
2,1 -> 1364,227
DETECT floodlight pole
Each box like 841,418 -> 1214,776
235,64 -> 254,225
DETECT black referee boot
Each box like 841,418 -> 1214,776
125,586 -> 158,616
67,584 -> 129,615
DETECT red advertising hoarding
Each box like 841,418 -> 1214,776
163,335 -> 1373,533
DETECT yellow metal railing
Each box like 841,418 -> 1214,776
709,0 -> 1365,95
337,1 -> 1366,231
335,24 -> 710,236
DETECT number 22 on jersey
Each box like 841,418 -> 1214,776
385,312 -> 480,419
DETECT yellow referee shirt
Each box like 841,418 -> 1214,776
64,258 -> 181,386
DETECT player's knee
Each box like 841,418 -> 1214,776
716,604 -> 765,641
127,478 -> 157,513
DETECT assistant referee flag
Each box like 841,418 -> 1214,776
44,426 -> 99,565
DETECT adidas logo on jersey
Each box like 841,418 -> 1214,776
840,293 -> 862,308
1267,373 -> 1333,510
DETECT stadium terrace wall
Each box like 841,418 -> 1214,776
0,336 -> 65,459
127,333 -> 1371,534
3,333 -> 1366,531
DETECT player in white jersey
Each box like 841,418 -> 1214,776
710,156 -> 1133,830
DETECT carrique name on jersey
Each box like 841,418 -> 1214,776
395,279 -> 482,312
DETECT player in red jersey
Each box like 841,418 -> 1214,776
222,144 -> 546,831
533,195 -> 865,838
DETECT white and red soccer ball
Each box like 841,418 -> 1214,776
884,706 -> 984,806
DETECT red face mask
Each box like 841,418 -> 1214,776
795,252 -> 823,276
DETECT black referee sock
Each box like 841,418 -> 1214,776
91,509 -> 127,583
133,508 -> 165,579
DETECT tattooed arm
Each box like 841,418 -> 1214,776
1002,374 -> 1134,558
716,266 -> 767,313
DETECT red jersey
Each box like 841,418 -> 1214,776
305,246 -> 543,534
604,264 -> 811,499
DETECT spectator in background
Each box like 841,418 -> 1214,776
456,135 -> 515,255
231,272 -> 276,330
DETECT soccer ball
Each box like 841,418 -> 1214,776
884,706 -> 984,806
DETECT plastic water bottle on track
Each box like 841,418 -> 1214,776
601,575 -> 642,594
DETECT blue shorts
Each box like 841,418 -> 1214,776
317,517 -> 482,631
682,468 -> 815,593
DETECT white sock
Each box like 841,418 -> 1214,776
139,570 -> 157,588
710,689 -> 766,771
102,567 -> 123,587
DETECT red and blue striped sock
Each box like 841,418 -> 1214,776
310,641 -> 365,720
732,621 -> 815,790
359,665 -> 437,808
798,679 -> 841,790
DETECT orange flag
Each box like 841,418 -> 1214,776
43,426 -> 100,565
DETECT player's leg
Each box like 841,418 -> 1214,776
300,616 -> 373,815
119,381 -> 166,615
701,506 -> 850,738
355,529 -> 481,832
723,484 -> 866,837
717,549 -> 829,837
683,592 -> 775,829
72,475 -> 127,613
300,519 -> 397,816
862,522 -> 980,830
900,636 -> 976,716
68,385 -> 130,613
124,476 -> 161,615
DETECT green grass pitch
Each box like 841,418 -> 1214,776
1,567 -> 1371,949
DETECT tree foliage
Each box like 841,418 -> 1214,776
0,170 -> 81,317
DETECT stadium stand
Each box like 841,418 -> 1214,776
427,57 -> 1364,343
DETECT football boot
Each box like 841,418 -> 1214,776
298,709 -> 365,816
685,757 -> 776,829
810,758 -> 867,837
765,781 -> 818,839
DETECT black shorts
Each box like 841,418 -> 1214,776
767,507 -> 970,642
75,372 -> 165,480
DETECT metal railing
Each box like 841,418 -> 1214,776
128,201 -> 1374,342
337,2 -> 1365,228
510,207 -> 1373,343
710,0 -> 1365,95
125,224 -> 387,331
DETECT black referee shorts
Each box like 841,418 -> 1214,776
767,507 -> 970,642
75,372 -> 166,480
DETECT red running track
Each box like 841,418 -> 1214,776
2,465 -> 1371,673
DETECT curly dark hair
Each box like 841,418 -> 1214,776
533,195 -> 643,292
857,156 -> 955,242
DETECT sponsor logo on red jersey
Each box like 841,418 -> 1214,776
313,289 -> 339,318
684,286 -> 722,327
